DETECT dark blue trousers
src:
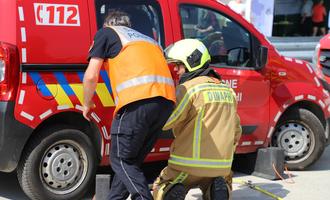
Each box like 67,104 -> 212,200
108,97 -> 173,200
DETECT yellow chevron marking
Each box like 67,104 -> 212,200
70,84 -> 84,105
46,84 -> 74,108
96,83 -> 115,107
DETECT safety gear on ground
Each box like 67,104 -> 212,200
105,26 -> 176,115
165,39 -> 211,72
163,76 -> 242,177
210,177 -> 229,200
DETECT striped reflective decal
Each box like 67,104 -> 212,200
165,83 -> 230,127
96,83 -> 115,106
116,75 -> 174,93
193,107 -> 205,159
46,84 -> 74,108
70,84 -> 84,105
29,72 -> 52,97
54,72 -> 75,95
169,154 -> 232,169
100,70 -> 112,93
29,71 -> 114,108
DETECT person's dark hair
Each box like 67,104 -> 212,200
103,10 -> 131,27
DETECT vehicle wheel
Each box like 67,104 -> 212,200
17,125 -> 97,200
272,108 -> 326,170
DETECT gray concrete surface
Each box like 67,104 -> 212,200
1,147 -> 329,200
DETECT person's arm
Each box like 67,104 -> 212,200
231,88 -> 242,147
234,113 -> 242,147
163,85 -> 191,131
82,57 -> 104,121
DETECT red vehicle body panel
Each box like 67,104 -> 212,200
317,34 -> 330,83
1,0 -> 330,171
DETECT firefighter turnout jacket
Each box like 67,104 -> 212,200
105,26 -> 176,114
163,76 -> 242,177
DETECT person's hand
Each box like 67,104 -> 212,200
194,25 -> 201,32
82,101 -> 95,121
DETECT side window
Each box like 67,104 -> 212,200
94,0 -> 165,48
180,5 -> 252,68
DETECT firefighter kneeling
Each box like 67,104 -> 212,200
153,39 -> 242,200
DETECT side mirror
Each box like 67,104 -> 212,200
256,46 -> 268,70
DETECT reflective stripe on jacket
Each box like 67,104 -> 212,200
163,76 -> 242,177
105,26 -> 176,114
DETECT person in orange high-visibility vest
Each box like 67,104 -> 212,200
153,39 -> 241,200
82,10 -> 175,200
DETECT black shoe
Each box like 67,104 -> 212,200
163,183 -> 186,200
211,177 -> 229,200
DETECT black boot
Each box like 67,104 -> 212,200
211,177 -> 229,200
163,183 -> 186,200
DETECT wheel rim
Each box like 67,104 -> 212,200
273,121 -> 315,164
40,140 -> 88,194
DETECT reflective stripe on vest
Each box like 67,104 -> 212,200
172,172 -> 188,184
107,26 -> 175,113
116,75 -> 174,93
165,83 -> 231,127
169,154 -> 233,169
193,107 -> 205,159
110,26 -> 158,46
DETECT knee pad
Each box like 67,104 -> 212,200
163,183 -> 186,200
211,177 -> 229,200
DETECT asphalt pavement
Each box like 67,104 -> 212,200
1,147 -> 330,200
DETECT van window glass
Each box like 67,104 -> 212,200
180,5 -> 252,68
94,0 -> 164,48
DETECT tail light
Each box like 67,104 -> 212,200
0,42 -> 19,101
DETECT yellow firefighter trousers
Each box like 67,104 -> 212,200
153,166 -> 232,200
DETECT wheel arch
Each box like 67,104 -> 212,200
279,100 -> 326,131
22,111 -> 102,163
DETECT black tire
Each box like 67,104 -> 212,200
17,125 -> 97,200
272,108 -> 326,170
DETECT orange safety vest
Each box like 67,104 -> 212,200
105,26 -> 176,115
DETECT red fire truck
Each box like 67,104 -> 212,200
1,0 -> 330,199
